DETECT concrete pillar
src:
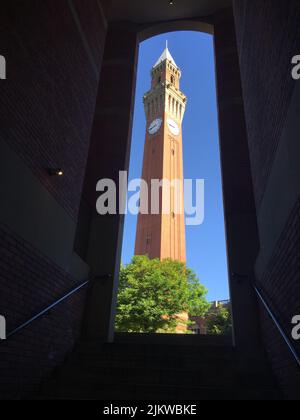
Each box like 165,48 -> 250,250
214,9 -> 263,359
80,22 -> 138,342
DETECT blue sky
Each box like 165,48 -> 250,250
121,31 -> 229,301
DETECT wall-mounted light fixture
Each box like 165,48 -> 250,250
49,168 -> 64,177
169,0 -> 174,6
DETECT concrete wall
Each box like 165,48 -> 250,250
213,9 -> 263,360
0,0 -> 110,399
80,22 -> 138,342
233,0 -> 300,398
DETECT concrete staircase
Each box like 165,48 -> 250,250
40,334 -> 282,400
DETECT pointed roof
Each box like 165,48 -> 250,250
153,45 -> 177,69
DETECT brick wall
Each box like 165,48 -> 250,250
0,223 -> 87,399
233,0 -> 300,208
0,0 -> 106,220
0,0 -> 110,398
233,0 -> 300,398
260,310 -> 300,400
258,199 -> 300,399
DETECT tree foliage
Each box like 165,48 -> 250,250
115,256 -> 210,333
206,304 -> 232,335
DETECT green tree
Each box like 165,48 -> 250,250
115,255 -> 210,333
206,304 -> 232,335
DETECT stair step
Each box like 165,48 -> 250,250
72,356 -> 235,372
43,382 -> 282,401
39,339 -> 282,400
57,365 -> 238,388
115,333 -> 233,347
76,357 -> 235,371
75,343 -> 235,361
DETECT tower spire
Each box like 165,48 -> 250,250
153,43 -> 177,68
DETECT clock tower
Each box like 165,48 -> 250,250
135,45 -> 187,262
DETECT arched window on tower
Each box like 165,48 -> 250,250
168,95 -> 171,112
172,98 -> 175,115
170,75 -> 175,85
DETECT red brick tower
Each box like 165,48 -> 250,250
135,45 -> 187,262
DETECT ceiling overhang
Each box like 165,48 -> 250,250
109,0 -> 232,24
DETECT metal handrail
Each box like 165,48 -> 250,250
254,284 -> 300,368
6,280 -> 90,339
6,272 -> 299,369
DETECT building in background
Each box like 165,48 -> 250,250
189,300 -> 231,335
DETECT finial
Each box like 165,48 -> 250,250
166,40 -> 168,50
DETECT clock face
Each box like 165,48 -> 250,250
167,118 -> 180,136
148,118 -> 162,135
